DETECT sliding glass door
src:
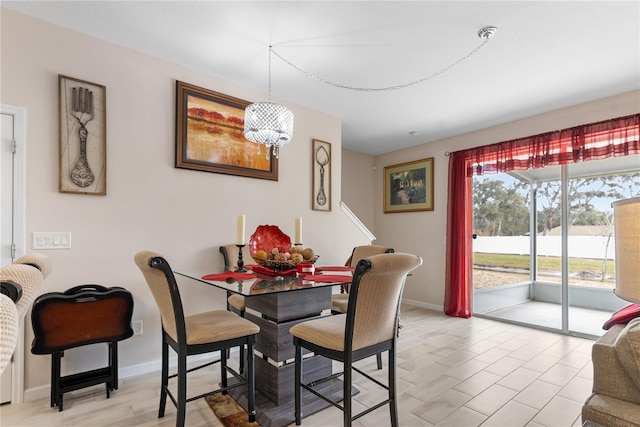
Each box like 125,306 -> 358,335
472,155 -> 640,337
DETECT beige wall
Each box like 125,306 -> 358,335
1,9 -> 372,398
373,90 -> 640,311
341,149 -> 376,233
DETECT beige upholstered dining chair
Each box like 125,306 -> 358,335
291,252 -> 422,427
331,245 -> 394,369
219,244 -> 246,317
134,250 -> 260,427
331,245 -> 394,314
219,244 -> 249,374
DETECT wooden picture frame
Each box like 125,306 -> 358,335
312,139 -> 332,211
383,157 -> 434,213
175,81 -> 278,180
59,75 -> 107,195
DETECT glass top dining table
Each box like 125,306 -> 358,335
175,267 -> 353,297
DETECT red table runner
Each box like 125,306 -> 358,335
315,266 -> 355,273
250,265 -> 297,276
201,271 -> 257,281
303,274 -> 352,283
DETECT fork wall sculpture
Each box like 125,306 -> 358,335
70,87 -> 95,188
58,75 -> 107,195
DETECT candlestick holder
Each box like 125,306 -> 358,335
235,244 -> 247,272
294,243 -> 302,247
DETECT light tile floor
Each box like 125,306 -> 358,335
482,300 -> 612,337
0,305 -> 596,427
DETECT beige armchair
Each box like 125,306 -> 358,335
0,253 -> 51,374
0,293 -> 19,373
582,318 -> 640,426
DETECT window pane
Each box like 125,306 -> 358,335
567,158 -> 640,335
472,174 -> 531,314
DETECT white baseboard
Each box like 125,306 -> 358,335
23,351 -> 229,402
401,297 -> 442,313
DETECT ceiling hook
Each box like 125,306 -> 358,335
478,26 -> 498,40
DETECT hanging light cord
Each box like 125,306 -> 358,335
270,27 -> 496,92
267,45 -> 273,101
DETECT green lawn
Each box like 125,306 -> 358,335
473,252 -> 615,275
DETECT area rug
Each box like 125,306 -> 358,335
205,393 -> 260,427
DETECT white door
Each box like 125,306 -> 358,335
0,105 -> 27,404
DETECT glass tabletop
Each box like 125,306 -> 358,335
175,268 -> 352,297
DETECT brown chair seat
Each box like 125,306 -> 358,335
290,314 -> 347,351
180,310 -> 258,345
227,294 -> 246,313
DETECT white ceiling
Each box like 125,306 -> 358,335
3,1 -> 639,155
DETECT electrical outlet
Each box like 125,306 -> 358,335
131,320 -> 143,336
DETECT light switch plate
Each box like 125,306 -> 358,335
33,232 -> 72,249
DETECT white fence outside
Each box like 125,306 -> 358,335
473,236 -> 615,260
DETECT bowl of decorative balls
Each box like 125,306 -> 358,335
252,247 -> 318,271
249,225 -> 318,271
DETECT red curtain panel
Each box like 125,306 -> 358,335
444,114 -> 639,318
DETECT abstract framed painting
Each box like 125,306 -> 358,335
175,81 -> 278,180
383,157 -> 434,213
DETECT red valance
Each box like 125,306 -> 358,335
456,114 -> 639,176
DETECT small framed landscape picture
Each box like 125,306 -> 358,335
383,157 -> 434,213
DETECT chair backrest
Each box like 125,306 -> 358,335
345,253 -> 422,352
134,250 -> 186,343
347,245 -> 394,267
219,244 -> 239,270
341,245 -> 394,293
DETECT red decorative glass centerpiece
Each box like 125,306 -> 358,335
249,225 -> 318,271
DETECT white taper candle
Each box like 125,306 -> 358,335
236,214 -> 246,245
295,217 -> 302,244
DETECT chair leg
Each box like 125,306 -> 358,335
343,358 -> 352,426
239,310 -> 246,375
247,340 -> 256,423
221,348 -> 228,394
158,336 -> 169,418
388,348 -> 398,427
294,342 -> 302,426
376,352 -> 383,370
176,351 -> 187,427
239,344 -> 245,375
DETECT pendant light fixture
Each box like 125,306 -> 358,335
244,46 -> 294,159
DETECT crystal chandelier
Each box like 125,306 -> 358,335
244,46 -> 294,159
